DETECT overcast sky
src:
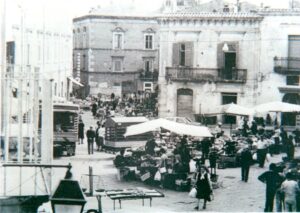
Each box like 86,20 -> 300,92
5,0 -> 291,34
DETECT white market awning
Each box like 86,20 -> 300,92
68,77 -> 84,87
253,101 -> 300,114
203,103 -> 254,117
124,118 -> 212,138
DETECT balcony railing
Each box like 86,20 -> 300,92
166,67 -> 247,83
274,57 -> 300,74
140,70 -> 159,81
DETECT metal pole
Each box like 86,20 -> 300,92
41,79 -> 53,192
89,166 -> 93,196
33,67 -> 40,163
1,0 -> 7,196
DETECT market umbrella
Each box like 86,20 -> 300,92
253,101 -> 300,114
124,118 -> 212,137
203,103 -> 254,116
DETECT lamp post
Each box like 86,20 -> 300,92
50,167 -> 86,213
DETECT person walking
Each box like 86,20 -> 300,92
86,126 -> 96,155
257,136 -> 268,168
240,146 -> 253,182
78,119 -> 85,144
280,172 -> 299,212
286,135 -> 295,161
258,163 -> 285,212
95,121 -> 101,151
194,164 -> 213,210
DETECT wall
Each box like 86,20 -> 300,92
158,15 -> 261,118
73,16 -> 159,97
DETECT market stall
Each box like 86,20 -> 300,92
104,117 -> 151,149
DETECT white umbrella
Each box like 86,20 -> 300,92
203,103 -> 254,116
124,118 -> 212,137
253,101 -> 300,114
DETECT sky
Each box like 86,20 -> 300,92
5,0 -> 291,35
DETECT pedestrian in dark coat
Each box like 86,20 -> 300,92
95,121 -> 101,151
145,138 -> 157,155
78,120 -> 84,144
86,126 -> 96,155
258,163 -> 285,212
286,135 -> 295,161
209,149 -> 218,175
194,164 -> 212,210
91,102 -> 98,117
240,146 -> 253,182
250,121 -> 258,135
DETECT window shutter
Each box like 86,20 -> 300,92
217,43 -> 224,68
185,42 -> 194,67
113,34 -> 116,49
172,43 -> 180,66
232,42 -> 238,68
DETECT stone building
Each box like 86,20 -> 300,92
157,6 -> 300,126
73,15 -> 159,98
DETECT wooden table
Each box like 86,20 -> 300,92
105,188 -> 164,210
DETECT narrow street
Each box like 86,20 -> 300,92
53,111 -> 295,212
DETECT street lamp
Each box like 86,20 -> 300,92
50,179 -> 87,213
222,42 -> 229,52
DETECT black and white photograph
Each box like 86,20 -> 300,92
1,0 -> 300,212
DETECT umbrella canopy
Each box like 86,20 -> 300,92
124,118 -> 212,137
253,101 -> 300,114
203,103 -> 254,116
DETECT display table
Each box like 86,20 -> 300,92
105,188 -> 164,210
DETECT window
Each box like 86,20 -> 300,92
222,93 -> 237,124
172,42 -> 193,67
286,76 -> 299,86
145,60 -> 153,72
77,28 -> 80,33
113,33 -> 123,49
83,26 -> 87,32
82,54 -> 86,71
61,82 -> 64,97
112,57 -> 123,72
54,83 -> 57,96
177,0 -> 184,6
145,34 -> 153,49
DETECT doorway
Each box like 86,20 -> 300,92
224,52 -> 236,80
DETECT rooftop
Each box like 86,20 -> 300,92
159,12 -> 262,19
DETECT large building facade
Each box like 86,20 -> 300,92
73,15 -> 159,98
157,7 -> 300,126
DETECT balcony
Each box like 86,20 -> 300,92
274,57 -> 300,74
140,70 -> 159,82
166,67 -> 247,83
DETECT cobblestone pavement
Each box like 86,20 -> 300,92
53,111 -> 298,212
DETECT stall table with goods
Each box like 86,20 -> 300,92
105,188 -> 164,210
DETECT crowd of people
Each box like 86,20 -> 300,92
77,94 -> 300,212
89,92 -> 158,120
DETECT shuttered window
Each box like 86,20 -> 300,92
172,42 -> 193,67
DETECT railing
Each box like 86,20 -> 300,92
274,57 -> 300,73
140,71 -> 159,81
166,67 -> 247,83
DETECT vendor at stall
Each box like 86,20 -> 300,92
214,123 -> 223,138
174,136 -> 191,173
145,138 -> 157,156
114,149 -> 126,167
